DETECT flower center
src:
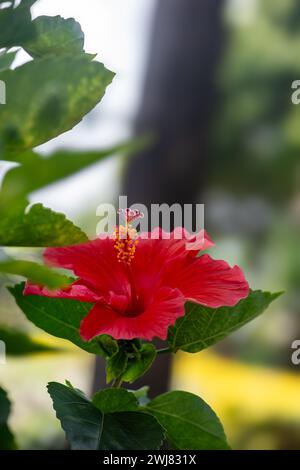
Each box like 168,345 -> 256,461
113,208 -> 143,265
113,208 -> 144,313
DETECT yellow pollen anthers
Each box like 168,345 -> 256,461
113,208 -> 144,265
113,225 -> 139,265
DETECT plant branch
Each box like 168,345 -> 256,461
156,347 -> 172,355
112,376 -> 123,388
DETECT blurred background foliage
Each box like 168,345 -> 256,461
208,0 -> 300,364
0,0 -> 299,450
198,0 -> 300,448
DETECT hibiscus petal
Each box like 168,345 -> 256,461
44,238 -> 130,298
131,228 -> 214,294
23,280 -> 101,302
161,254 -> 249,308
80,287 -> 185,342
137,227 -> 213,259
168,227 -> 214,254
139,287 -> 185,340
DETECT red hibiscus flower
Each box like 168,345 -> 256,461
24,219 -> 249,341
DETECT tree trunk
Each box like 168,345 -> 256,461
92,0 -> 223,396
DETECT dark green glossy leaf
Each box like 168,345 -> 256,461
48,382 -> 102,450
0,203 -> 88,247
64,380 -> 88,400
122,343 -> 156,383
0,387 -> 11,424
168,290 -> 282,353
0,55 -> 114,156
24,15 -> 84,58
147,391 -> 229,450
9,283 -> 101,355
92,389 -> 138,413
99,412 -> 164,451
48,382 -> 164,450
0,387 -> 16,450
0,325 -> 58,355
0,258 -> 71,289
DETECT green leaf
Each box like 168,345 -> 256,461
168,290 -> 282,353
0,50 -> 18,72
0,55 -> 114,156
122,343 -> 157,383
0,203 -> 88,246
64,380 -> 88,400
0,2 -> 36,49
99,413 -> 163,451
106,342 -> 157,384
9,282 -> 102,355
106,349 -> 128,383
0,258 -> 71,289
48,382 -> 102,450
147,391 -> 229,450
92,389 -> 138,413
24,15 -> 85,59
0,325 -> 58,355
1,140 -> 137,200
48,382 -> 164,450
0,387 -> 16,450
95,334 -> 119,358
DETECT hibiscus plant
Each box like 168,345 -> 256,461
9,216 -> 281,451
0,4 -> 281,450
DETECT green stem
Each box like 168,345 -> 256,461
132,343 -> 141,360
112,376 -> 123,388
156,347 -> 172,355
